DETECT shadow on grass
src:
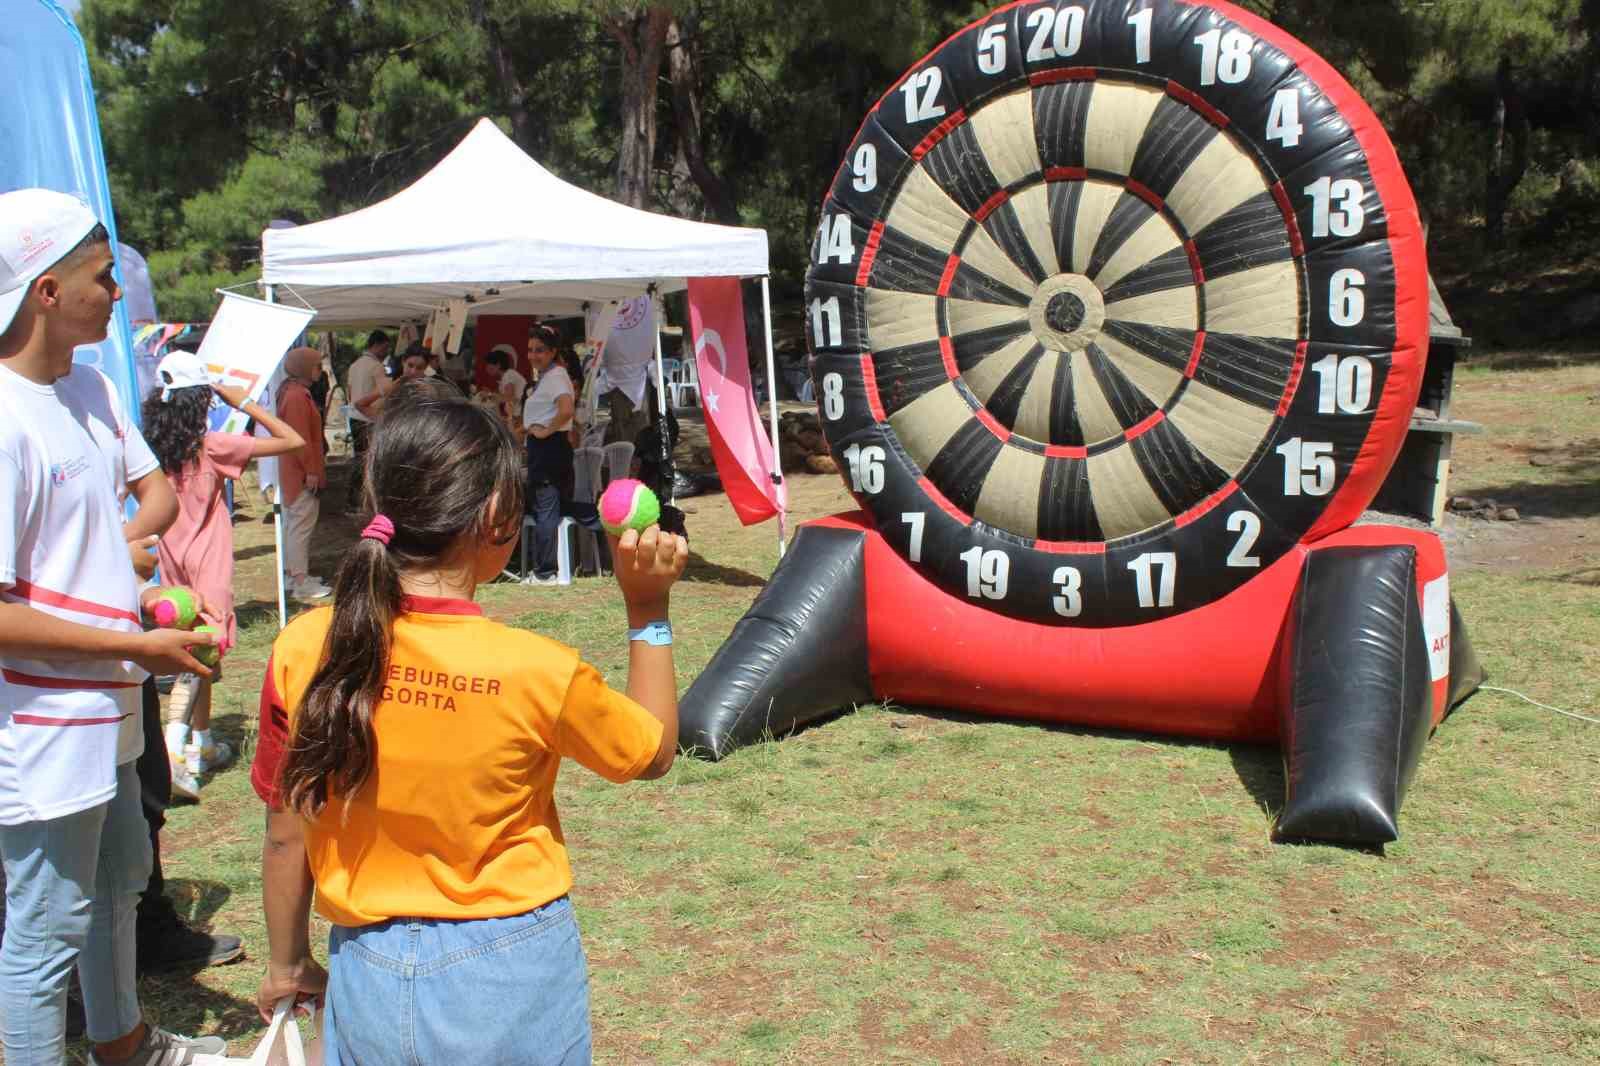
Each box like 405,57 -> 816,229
699,699 -> 1293,817
682,551 -> 767,588
1452,475 -> 1600,520
233,544 -> 279,562
163,878 -> 233,929
234,600 -> 281,633
129,972 -> 263,1049
1536,565 -> 1600,587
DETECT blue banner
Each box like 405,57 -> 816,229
0,0 -> 141,424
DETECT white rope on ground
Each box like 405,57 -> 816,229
1479,685 -> 1600,725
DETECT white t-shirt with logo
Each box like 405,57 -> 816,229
0,363 -> 157,824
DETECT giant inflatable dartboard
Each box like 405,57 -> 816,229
806,0 -> 1425,626
683,1 -> 1481,847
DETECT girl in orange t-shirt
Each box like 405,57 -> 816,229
251,395 -> 685,1064
142,351 -> 305,795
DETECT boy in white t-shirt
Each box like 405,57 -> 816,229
0,189 -> 226,1066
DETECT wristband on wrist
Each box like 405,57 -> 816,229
627,621 -> 673,646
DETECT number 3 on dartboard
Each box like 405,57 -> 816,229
1052,566 -> 1083,618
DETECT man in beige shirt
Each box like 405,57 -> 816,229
343,330 -> 391,511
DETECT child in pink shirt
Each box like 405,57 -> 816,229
143,351 -> 305,796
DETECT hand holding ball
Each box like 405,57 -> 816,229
599,479 -> 661,537
150,587 -> 199,630
189,624 -> 222,669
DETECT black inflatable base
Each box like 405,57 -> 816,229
680,527 -> 1481,847
678,524 -> 873,758
1273,546 -> 1433,845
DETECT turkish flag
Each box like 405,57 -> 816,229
687,278 -> 786,526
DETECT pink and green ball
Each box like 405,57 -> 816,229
599,479 -> 661,536
151,587 -> 198,629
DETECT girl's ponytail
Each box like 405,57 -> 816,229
281,530 -> 402,819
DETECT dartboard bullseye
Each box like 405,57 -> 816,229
806,0 -> 1426,627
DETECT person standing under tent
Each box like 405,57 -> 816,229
0,187 -> 226,1066
482,348 -> 527,439
142,350 -> 306,796
344,330 -> 391,512
278,347 -> 331,603
250,396 -> 686,1063
523,324 -> 575,585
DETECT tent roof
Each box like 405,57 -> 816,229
260,119 -> 769,327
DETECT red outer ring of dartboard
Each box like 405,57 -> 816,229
1188,0 -> 1428,541
813,0 -> 1429,552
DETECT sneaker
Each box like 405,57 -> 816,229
169,764 -> 200,804
189,739 -> 233,771
292,579 -> 332,601
137,900 -> 245,975
88,1024 -> 227,1064
526,572 -> 561,587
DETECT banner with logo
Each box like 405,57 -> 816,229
195,292 -> 314,436
687,277 -> 785,526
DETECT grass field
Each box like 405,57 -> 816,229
108,363 -> 1598,1065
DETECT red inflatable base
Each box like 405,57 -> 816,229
806,512 -> 1454,743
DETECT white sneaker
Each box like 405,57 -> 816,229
193,738 -> 236,775
89,1025 -> 226,1064
170,763 -> 200,804
292,579 -> 332,600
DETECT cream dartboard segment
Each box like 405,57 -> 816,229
805,0 -> 1427,627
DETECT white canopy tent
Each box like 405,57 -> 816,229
257,119 -> 785,621
260,118 -> 769,324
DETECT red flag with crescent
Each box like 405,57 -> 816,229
687,278 -> 786,526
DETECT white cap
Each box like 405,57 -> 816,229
155,349 -> 212,401
0,189 -> 102,337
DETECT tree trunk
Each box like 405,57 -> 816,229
665,16 -> 739,224
1584,0 -> 1600,153
471,0 -> 533,150
606,7 -> 673,209
1484,57 -> 1529,250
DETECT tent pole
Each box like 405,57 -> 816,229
652,291 -> 673,506
264,283 -> 288,631
760,276 -> 785,559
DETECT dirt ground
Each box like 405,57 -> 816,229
1428,361 -> 1600,582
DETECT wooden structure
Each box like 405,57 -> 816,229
1373,275 -> 1482,524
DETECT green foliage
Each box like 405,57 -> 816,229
81,0 -> 1600,320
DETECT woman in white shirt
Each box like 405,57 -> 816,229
521,325 -> 574,582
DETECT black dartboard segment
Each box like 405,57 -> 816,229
807,0 -> 1425,627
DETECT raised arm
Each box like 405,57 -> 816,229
213,383 -> 305,459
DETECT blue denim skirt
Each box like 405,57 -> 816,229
322,896 -> 590,1066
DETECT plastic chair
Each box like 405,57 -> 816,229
602,441 -> 635,487
520,515 -> 577,586
668,357 -> 700,408
570,447 -> 606,573
572,447 -> 605,504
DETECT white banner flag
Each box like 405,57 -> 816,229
592,294 -> 656,407
195,292 -> 315,436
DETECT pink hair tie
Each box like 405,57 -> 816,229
361,514 -> 396,547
